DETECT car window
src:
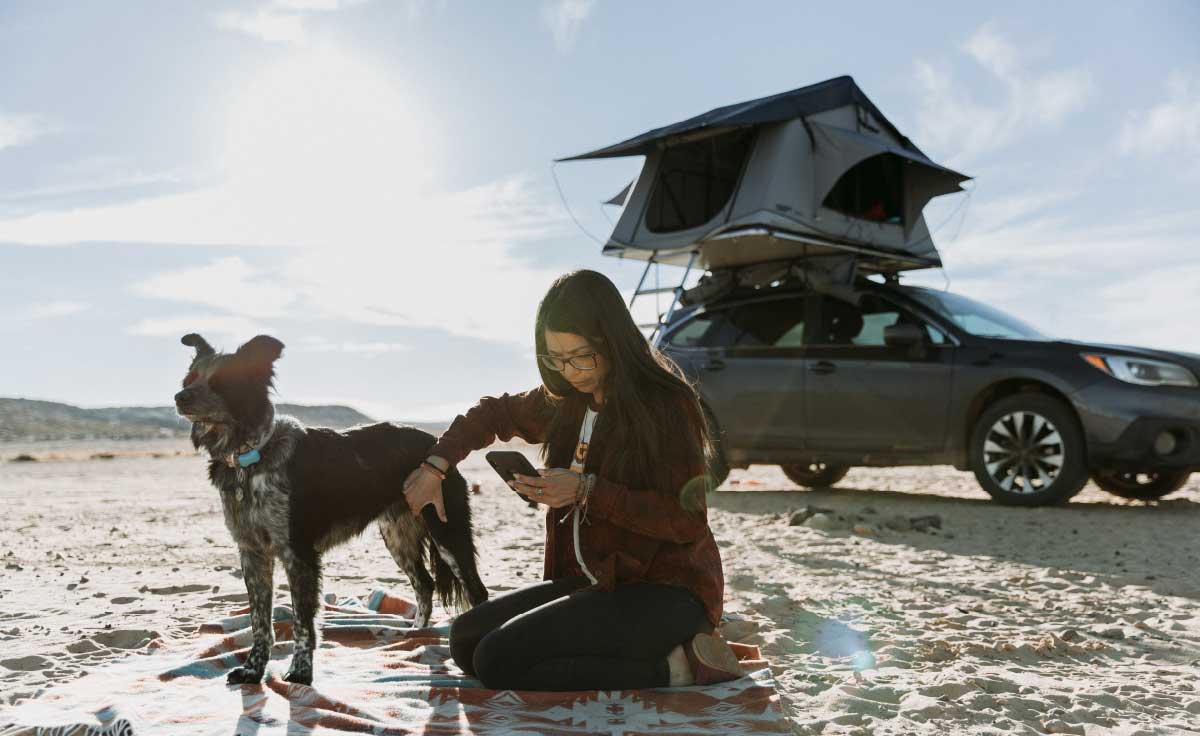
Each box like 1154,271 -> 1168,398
666,311 -> 726,348
813,294 -> 944,346
727,297 -> 806,347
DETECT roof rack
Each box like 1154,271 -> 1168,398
628,251 -> 698,344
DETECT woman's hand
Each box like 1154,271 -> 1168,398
403,466 -> 447,523
510,468 -> 578,509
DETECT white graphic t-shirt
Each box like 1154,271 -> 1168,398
569,407 -> 599,584
570,407 -> 599,473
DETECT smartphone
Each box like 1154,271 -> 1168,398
485,450 -> 540,483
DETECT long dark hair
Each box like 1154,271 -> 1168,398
535,269 -> 712,498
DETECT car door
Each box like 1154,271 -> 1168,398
687,295 -> 811,451
803,292 -> 955,454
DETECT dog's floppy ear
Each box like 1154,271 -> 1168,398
181,333 -> 215,358
236,335 -> 285,364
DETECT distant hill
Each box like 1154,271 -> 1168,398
0,398 -> 393,442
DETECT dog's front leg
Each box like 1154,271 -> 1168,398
282,551 -> 321,685
228,546 -> 275,685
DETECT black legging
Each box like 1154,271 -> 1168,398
449,575 -> 711,691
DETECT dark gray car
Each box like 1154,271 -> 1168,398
660,277 -> 1200,505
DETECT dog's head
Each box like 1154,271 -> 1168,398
175,333 -> 284,427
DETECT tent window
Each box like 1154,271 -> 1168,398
646,130 -> 755,233
822,153 -> 905,225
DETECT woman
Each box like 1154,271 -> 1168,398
402,269 -> 743,691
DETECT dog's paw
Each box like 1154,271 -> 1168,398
283,666 -> 313,686
226,666 -> 265,685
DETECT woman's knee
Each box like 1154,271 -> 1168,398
449,609 -> 489,675
472,629 -> 520,689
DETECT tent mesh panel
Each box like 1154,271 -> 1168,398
645,130 -> 756,233
822,153 -> 905,225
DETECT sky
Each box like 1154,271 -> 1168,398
1,1 -> 1198,421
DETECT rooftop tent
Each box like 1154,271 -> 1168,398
561,76 -> 971,273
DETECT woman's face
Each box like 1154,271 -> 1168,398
544,329 -> 609,397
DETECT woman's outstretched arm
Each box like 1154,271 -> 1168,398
427,386 -> 553,467
403,386 -> 552,520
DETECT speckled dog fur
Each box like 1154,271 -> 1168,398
175,333 -> 488,686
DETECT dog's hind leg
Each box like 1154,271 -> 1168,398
378,510 -> 435,628
423,473 -> 489,609
228,546 -> 275,685
426,520 -> 489,609
281,549 -> 322,686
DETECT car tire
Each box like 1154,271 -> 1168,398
703,407 -> 731,487
969,394 -> 1088,506
781,463 -> 850,489
1091,469 -> 1191,500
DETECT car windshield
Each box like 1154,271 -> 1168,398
903,288 -> 1048,340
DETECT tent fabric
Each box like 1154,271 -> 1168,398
565,75 -> 970,274
560,76 -> 926,162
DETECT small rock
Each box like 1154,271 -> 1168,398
788,505 -> 833,526
1059,629 -> 1081,642
883,515 -> 912,532
471,482 -> 482,494
4,563 -> 22,571
0,655 -> 51,671
1097,627 -> 1125,640
910,514 -> 943,532
859,506 -> 877,515
803,512 -> 844,531
66,639 -> 102,654
851,523 -> 879,536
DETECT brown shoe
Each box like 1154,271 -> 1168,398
684,632 -> 745,685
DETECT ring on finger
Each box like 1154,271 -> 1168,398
536,488 -> 544,497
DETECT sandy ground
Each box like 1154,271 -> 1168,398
1,438 -> 1198,735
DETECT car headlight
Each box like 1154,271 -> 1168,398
1081,353 -> 1199,387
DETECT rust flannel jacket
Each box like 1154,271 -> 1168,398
428,386 -> 724,627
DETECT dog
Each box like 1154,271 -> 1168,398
174,332 -> 488,685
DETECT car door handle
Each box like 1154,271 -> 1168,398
704,358 -> 726,372
810,361 -> 836,374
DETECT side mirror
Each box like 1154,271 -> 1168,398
884,323 -> 925,347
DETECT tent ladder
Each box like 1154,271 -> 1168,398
628,251 -> 698,345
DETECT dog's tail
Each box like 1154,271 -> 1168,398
429,469 -> 474,615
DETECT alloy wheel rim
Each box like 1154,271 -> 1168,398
983,411 -> 1065,494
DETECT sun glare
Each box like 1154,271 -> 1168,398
220,45 -> 438,247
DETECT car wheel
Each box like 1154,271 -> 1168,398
781,462 -> 850,489
969,394 -> 1088,506
703,407 -> 731,487
1091,469 -> 1190,500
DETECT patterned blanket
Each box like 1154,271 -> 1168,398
0,591 -> 791,735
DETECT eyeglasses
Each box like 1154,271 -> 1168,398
538,352 -> 599,371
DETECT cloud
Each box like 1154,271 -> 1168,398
909,207 -> 1200,353
911,25 -> 1093,166
134,256 -> 296,318
1118,70 -> 1200,162
0,301 -> 89,325
293,336 -> 408,355
126,314 -> 273,343
214,8 -> 308,44
273,0 -> 356,10
0,113 -> 51,153
541,0 -> 595,53
0,45 -> 568,345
